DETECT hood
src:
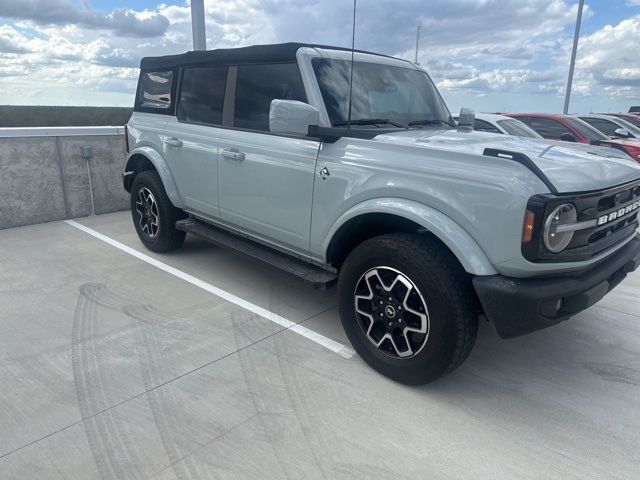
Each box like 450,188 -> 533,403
374,128 -> 640,193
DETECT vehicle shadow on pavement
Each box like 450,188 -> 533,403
426,304 -> 640,394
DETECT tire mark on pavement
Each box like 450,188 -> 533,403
229,283 -> 338,480
72,283 -> 210,480
72,284 -> 145,480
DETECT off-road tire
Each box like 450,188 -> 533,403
130,170 -> 186,252
338,233 -> 478,385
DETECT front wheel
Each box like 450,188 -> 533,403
130,170 -> 186,252
337,233 -> 478,385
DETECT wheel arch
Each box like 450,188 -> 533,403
124,147 -> 184,208
324,198 -> 497,276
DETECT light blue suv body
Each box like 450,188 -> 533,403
124,43 -> 640,383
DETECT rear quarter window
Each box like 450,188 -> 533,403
136,70 -> 174,112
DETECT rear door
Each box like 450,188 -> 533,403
217,63 -> 321,253
162,65 -> 228,218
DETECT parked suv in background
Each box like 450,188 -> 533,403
629,106 -> 640,115
507,113 -> 640,162
124,43 -> 640,384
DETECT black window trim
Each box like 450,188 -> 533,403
136,59 -> 384,143
134,68 -> 178,116
170,60 -> 316,141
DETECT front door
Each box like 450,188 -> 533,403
218,129 -> 320,252
218,62 -> 320,252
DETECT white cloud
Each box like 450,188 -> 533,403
0,0 -> 637,112
0,0 -> 170,37
574,15 -> 640,97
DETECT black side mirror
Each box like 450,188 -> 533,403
560,132 -> 577,142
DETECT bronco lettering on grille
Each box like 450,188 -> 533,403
597,200 -> 640,226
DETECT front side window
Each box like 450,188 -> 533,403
312,58 -> 452,127
178,66 -> 227,126
527,117 -> 572,139
497,119 -> 541,138
564,117 -> 608,141
474,119 -> 501,134
580,117 -> 619,137
138,71 -> 173,110
234,63 -> 307,131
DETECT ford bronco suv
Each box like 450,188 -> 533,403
124,43 -> 640,384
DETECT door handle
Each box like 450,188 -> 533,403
221,148 -> 245,161
163,137 -> 183,148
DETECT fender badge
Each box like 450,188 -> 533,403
319,167 -> 331,180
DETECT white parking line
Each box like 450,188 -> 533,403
65,219 -> 355,359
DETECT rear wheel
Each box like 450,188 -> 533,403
130,170 -> 186,252
338,233 -> 478,385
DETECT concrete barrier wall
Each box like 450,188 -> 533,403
0,127 -> 128,229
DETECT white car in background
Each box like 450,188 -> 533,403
455,113 -> 542,138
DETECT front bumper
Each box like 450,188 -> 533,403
473,234 -> 640,338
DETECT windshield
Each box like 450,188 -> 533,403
312,58 -> 452,127
496,119 -> 542,138
564,117 -> 608,141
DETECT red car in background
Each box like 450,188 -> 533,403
504,113 -> 640,163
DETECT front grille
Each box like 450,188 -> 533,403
588,213 -> 638,244
523,179 -> 640,262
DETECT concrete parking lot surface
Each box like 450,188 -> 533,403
1,211 -> 639,479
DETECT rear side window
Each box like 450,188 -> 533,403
234,63 -> 307,131
178,66 -> 228,126
137,71 -> 173,110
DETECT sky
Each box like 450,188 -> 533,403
0,0 -> 638,114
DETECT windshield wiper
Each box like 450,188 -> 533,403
334,118 -> 407,128
408,119 -> 456,127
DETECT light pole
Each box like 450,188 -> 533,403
414,23 -> 422,64
563,0 -> 585,114
191,0 -> 206,51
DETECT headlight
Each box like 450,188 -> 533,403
543,203 -> 577,253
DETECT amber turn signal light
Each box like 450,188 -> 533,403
522,210 -> 535,243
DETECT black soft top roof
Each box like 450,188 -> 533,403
139,42 -> 389,70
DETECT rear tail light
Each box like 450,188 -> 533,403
124,125 -> 130,154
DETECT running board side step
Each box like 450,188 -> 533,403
175,218 -> 337,289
